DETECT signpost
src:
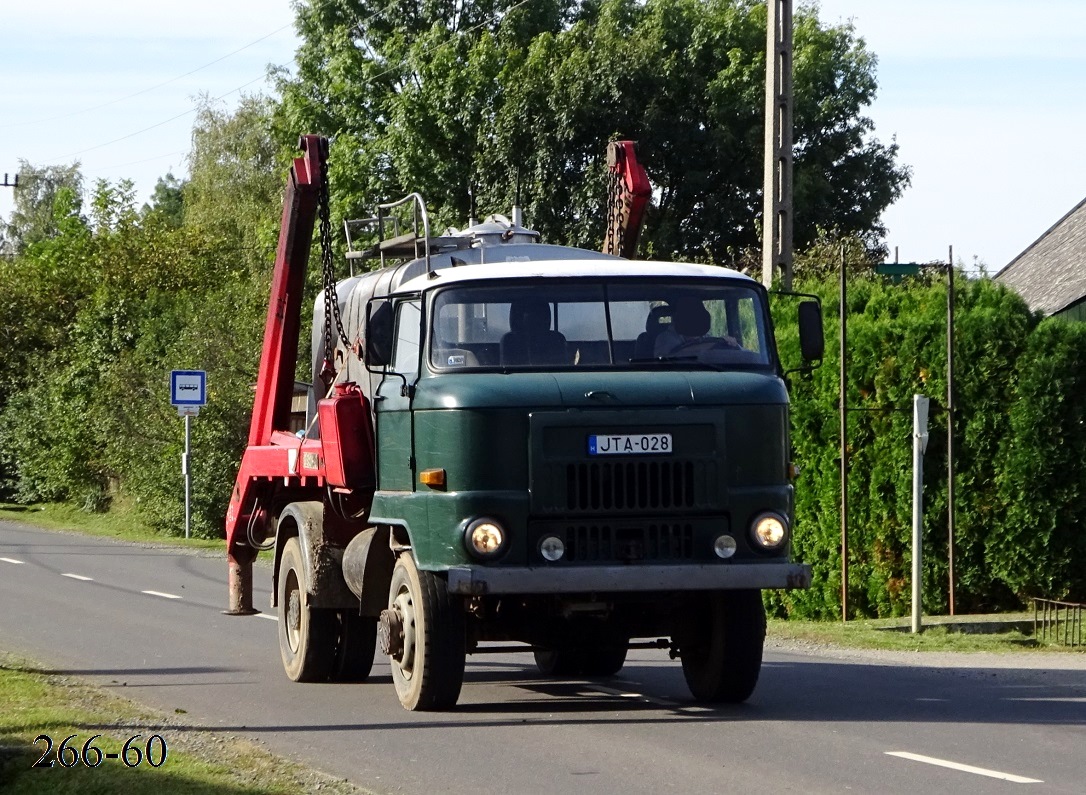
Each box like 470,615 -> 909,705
170,370 -> 206,539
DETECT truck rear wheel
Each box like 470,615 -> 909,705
679,589 -> 766,703
383,554 -> 465,710
534,644 -> 628,677
278,537 -> 336,682
330,611 -> 377,682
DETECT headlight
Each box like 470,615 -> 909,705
750,512 -> 788,550
539,535 -> 565,562
464,518 -> 507,559
714,534 -> 737,559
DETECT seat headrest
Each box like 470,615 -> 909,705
646,304 -> 673,333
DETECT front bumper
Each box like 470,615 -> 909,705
446,562 -> 811,595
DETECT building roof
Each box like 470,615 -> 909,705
995,196 -> 1086,315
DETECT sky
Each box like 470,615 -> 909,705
3,0 -> 1085,274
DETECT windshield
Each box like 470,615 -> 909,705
429,279 -> 773,371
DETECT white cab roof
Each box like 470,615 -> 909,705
395,259 -> 755,295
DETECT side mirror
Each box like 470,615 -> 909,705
366,300 -> 394,367
798,301 -> 824,363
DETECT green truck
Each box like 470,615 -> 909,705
225,136 -> 823,711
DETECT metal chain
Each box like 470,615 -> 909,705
319,148 -> 350,385
604,165 -> 630,258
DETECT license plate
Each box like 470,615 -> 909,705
588,433 -> 672,456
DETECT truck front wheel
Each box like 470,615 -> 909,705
678,589 -> 766,703
381,555 -> 466,710
278,537 -> 336,682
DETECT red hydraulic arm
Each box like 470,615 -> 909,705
224,134 -> 328,615
603,140 -> 651,259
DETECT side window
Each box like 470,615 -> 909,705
735,295 -> 764,353
391,300 -> 422,378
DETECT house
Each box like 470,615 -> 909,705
995,196 -> 1086,322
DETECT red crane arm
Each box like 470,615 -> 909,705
604,140 -> 651,259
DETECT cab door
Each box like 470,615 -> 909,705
375,298 -> 421,491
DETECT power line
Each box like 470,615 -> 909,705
37,1 -> 535,167
0,23 -> 294,132
45,76 -> 267,162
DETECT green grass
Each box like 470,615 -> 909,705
766,616 -> 1080,653
0,499 -> 221,551
0,652 -> 362,794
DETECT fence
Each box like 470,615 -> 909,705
1032,597 -> 1084,647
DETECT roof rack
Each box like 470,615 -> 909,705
343,193 -> 469,277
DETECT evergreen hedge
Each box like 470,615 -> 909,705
770,272 -> 1086,618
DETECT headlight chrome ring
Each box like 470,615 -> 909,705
750,511 -> 789,551
464,517 -> 507,560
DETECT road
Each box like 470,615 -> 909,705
2,521 -> 1083,793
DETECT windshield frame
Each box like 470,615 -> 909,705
424,276 -> 780,375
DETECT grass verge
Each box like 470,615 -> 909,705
0,651 -> 363,794
766,616 -> 1080,653
0,500 -> 221,551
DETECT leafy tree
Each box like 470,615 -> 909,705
0,162 -> 84,256
277,0 -> 909,262
142,173 -> 186,227
185,94 -> 285,265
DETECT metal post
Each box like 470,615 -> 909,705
762,0 -> 793,290
946,245 -> 956,615
839,243 -> 848,621
912,394 -> 930,634
183,413 -> 192,539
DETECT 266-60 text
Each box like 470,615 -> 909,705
32,733 -> 168,768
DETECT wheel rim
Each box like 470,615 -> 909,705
285,569 -> 302,654
393,588 -> 417,680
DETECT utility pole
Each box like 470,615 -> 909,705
1,173 -> 18,189
946,245 -> 956,615
762,0 -> 794,290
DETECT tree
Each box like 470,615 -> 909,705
277,0 -> 909,263
142,173 -> 186,227
0,161 -> 84,256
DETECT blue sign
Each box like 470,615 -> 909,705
170,370 -> 207,406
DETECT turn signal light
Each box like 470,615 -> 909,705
419,468 -> 446,488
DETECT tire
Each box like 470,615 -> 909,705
330,610 -> 377,683
278,537 -> 336,682
534,643 -> 628,677
679,589 -> 766,703
386,555 -> 466,710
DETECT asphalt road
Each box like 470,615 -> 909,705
2,520 -> 1084,794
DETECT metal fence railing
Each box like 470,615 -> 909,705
1032,597 -> 1084,647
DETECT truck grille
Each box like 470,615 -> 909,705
565,460 -> 697,511
534,521 -> 696,563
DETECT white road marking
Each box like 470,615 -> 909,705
256,613 -> 278,621
141,590 -> 182,600
60,573 -> 93,581
0,557 -> 25,564
885,751 -> 1043,783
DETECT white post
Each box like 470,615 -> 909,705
911,394 -> 930,634
183,413 -> 192,539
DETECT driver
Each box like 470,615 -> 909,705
654,299 -> 711,357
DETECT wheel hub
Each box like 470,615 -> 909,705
379,608 -> 405,660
